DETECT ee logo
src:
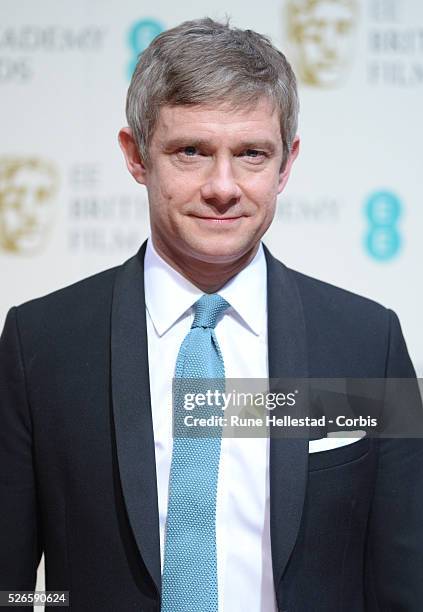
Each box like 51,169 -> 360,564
127,19 -> 164,79
364,190 -> 403,262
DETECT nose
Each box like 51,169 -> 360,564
200,157 -> 241,209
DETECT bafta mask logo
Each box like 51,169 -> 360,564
0,157 -> 59,255
286,0 -> 359,87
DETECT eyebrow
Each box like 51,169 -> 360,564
161,137 -> 277,154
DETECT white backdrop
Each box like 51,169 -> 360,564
1,0 -> 422,597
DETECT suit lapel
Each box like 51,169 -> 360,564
264,246 -> 309,588
111,241 -> 161,595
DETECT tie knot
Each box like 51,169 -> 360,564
191,294 -> 230,329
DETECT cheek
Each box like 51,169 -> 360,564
150,167 -> 199,208
147,173 -> 174,213
243,171 -> 280,207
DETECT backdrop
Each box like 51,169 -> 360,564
1,0 -> 422,600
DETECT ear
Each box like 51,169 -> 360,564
277,135 -> 300,194
118,127 -> 148,185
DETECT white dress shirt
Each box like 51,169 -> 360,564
144,238 -> 277,612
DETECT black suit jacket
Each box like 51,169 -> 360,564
1,242 -> 422,611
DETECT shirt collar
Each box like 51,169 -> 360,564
144,237 -> 267,337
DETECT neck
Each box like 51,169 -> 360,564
151,239 -> 259,293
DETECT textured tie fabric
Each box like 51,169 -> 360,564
161,293 -> 230,612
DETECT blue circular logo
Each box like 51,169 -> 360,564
364,190 -> 402,261
127,19 -> 164,79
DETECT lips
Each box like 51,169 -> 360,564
190,214 -> 244,221
191,215 -> 243,225
196,216 -> 241,220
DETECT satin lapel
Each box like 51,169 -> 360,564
264,245 -> 309,588
111,241 -> 161,594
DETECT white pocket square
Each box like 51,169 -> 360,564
308,430 -> 366,453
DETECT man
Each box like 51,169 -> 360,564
0,17 -> 422,612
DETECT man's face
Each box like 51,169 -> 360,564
132,98 -> 297,268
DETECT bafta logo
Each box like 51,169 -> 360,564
285,0 -> 359,87
0,157 -> 59,254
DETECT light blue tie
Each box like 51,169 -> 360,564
161,293 -> 230,612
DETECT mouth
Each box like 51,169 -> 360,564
190,215 -> 244,225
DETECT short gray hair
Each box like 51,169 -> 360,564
126,17 -> 299,169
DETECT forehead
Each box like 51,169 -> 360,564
152,98 -> 282,145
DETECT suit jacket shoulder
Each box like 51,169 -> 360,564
267,253 -> 414,378
15,264 -> 120,339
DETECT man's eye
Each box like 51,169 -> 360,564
242,149 -> 265,159
182,146 -> 198,156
